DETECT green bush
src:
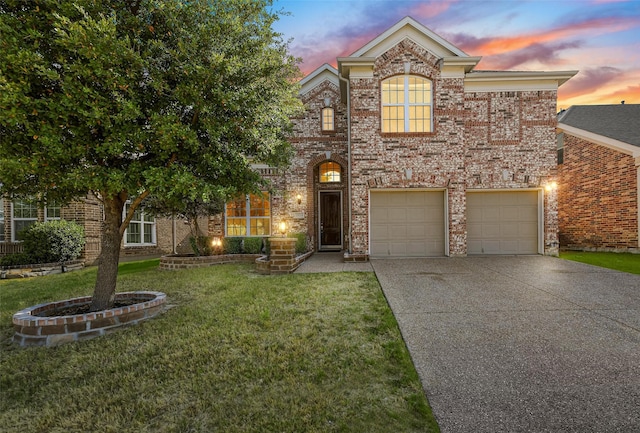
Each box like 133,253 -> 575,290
243,237 -> 263,254
0,253 -> 33,267
292,232 -> 308,254
21,220 -> 85,263
223,237 -> 243,254
189,236 -> 213,256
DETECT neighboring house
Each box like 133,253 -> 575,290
0,195 -> 201,263
557,104 -> 640,252
210,16 -> 577,259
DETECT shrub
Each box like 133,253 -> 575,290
243,237 -> 263,254
223,237 -> 243,254
21,220 -> 85,263
189,236 -> 212,256
0,253 -> 33,267
292,232 -> 308,254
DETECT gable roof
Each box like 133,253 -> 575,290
299,64 -> 339,96
558,104 -> 640,148
349,16 -> 471,59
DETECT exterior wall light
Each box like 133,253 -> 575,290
296,193 -> 302,204
278,221 -> 287,236
545,181 -> 558,192
211,237 -> 222,253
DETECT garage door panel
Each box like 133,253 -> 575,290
371,191 -> 445,257
467,191 -> 538,255
483,208 -> 501,220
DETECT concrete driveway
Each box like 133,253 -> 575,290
371,256 -> 640,433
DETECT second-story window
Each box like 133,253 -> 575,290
381,76 -> 432,133
322,107 -> 335,131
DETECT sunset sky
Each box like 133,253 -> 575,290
272,0 -> 640,109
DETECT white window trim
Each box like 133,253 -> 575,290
0,198 -> 5,242
321,107 -> 335,131
123,203 -> 157,246
45,204 -> 61,221
11,200 -> 38,242
382,75 -> 433,133
225,193 -> 271,237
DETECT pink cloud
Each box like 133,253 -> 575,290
477,41 -> 583,70
559,66 -> 623,99
452,16 -> 640,57
410,0 -> 457,19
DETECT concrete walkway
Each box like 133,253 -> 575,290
295,251 -> 373,273
371,256 -> 640,433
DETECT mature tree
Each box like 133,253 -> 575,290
0,0 -> 302,310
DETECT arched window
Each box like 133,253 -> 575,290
319,161 -> 341,183
321,107 -> 335,131
381,76 -> 432,133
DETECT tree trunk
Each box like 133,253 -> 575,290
90,195 -> 125,311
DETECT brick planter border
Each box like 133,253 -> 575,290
12,291 -> 166,347
159,254 -> 263,270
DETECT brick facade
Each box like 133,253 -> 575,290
2,18 -> 576,261
250,18 -> 574,259
558,134 -> 639,251
1,196 -> 203,263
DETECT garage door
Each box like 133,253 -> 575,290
370,191 -> 445,257
466,191 -> 539,255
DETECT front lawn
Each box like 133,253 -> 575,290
560,251 -> 640,274
0,261 -> 438,432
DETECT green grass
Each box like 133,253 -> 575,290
0,261 -> 439,433
560,251 -> 640,274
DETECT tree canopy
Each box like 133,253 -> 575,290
0,0 -> 303,309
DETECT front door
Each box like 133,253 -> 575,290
319,191 -> 342,250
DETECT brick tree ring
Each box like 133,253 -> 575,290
12,291 -> 166,347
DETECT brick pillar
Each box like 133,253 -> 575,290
269,237 -> 296,274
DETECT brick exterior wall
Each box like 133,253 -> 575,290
342,39 -> 559,257
558,134 -> 639,251
1,195 -> 203,263
285,79 -> 349,250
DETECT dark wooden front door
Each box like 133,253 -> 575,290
319,191 -> 342,250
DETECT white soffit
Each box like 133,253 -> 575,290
464,70 -> 578,92
299,64 -> 339,96
349,16 -> 469,60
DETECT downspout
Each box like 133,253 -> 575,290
172,215 -> 177,255
338,73 -> 352,255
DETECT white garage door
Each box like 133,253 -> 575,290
370,191 -> 445,257
466,191 -> 539,255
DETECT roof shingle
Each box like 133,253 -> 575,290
558,104 -> 640,147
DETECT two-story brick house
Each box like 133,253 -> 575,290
3,17 -> 578,262
209,17 -> 576,260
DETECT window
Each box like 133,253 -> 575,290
319,161 -> 341,183
12,199 -> 38,241
557,132 -> 565,164
322,107 -> 335,131
45,203 -> 61,221
226,193 -> 271,236
0,198 -> 4,242
124,204 -> 156,245
381,76 -> 432,133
